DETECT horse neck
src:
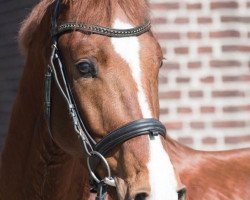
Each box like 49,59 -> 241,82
163,136 -> 195,175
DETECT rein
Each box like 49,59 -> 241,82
44,1 -> 166,199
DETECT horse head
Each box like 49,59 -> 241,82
18,0 -> 186,199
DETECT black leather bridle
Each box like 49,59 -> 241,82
44,1 -> 167,199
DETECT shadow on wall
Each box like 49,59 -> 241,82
0,0 -> 38,150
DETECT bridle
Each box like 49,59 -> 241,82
44,1 -> 187,199
44,0 -> 167,199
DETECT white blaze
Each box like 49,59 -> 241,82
111,19 -> 178,200
147,137 -> 178,200
111,20 -> 151,118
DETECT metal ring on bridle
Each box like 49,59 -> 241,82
87,151 -> 112,184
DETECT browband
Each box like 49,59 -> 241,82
53,21 -> 151,37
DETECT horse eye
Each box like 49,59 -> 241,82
76,59 -> 97,78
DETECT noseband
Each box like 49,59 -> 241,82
44,1 -> 166,199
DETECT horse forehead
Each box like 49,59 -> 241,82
62,34 -> 110,58
109,21 -> 162,67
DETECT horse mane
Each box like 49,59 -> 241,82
18,0 -> 54,55
18,0 -> 149,55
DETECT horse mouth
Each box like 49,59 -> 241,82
114,177 -> 150,200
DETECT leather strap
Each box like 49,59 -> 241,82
89,118 -> 166,191
95,118 -> 166,156
53,21 -> 151,38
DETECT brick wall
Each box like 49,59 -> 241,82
150,0 -> 250,150
0,0 -> 249,151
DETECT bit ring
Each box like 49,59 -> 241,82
87,151 -> 112,184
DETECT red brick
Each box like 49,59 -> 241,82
225,135 -> 250,144
177,107 -> 192,114
152,17 -> 167,25
222,45 -> 250,52
212,90 -> 245,98
210,30 -> 240,38
166,122 -> 183,130
187,31 -> 202,39
202,137 -> 217,144
159,76 -> 168,84
175,47 -> 189,54
155,32 -> 180,40
210,60 -> 241,68
187,3 -> 202,10
223,105 -> 250,113
198,46 -> 212,54
162,62 -> 180,70
188,61 -> 202,69
189,90 -> 203,98
221,16 -> 250,23
160,108 -> 169,115
197,17 -> 212,24
178,137 -> 194,145
200,76 -> 214,83
222,75 -> 250,82
210,1 -> 238,10
159,91 -> 181,99
176,77 -> 190,83
190,122 -> 205,129
200,106 -> 215,113
213,120 -> 246,128
174,17 -> 189,24
150,3 -> 179,10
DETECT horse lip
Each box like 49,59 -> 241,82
114,177 -> 128,200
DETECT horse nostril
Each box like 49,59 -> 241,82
135,193 -> 148,200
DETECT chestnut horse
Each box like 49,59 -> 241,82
0,0 -> 250,200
